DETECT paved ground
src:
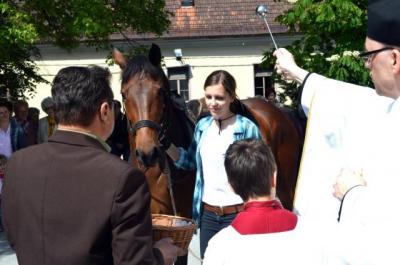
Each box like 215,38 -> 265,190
187,230 -> 202,265
0,232 -> 17,265
0,230 -> 201,265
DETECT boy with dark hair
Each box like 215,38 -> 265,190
203,139 -> 306,265
224,138 -> 297,235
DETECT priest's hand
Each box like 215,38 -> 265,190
333,168 -> 367,201
273,48 -> 310,84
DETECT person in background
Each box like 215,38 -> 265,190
25,107 -> 40,146
37,97 -> 57,144
0,100 -> 25,157
2,66 -> 182,265
163,70 -> 262,258
0,154 -> 7,232
106,100 -> 130,161
12,100 -> 31,148
266,89 -> 277,103
13,100 -> 29,131
203,139 -> 321,265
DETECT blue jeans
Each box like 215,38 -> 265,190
200,209 -> 237,258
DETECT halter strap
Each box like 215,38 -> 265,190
129,119 -> 162,135
125,89 -> 170,144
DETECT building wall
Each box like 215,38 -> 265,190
29,36 -> 297,117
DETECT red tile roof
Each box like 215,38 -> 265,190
163,0 -> 291,38
110,0 -> 292,40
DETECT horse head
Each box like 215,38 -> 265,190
113,45 -> 169,169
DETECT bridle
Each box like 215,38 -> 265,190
128,119 -> 162,137
124,87 -> 170,145
123,87 -> 177,215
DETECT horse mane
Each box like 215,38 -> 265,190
231,99 -> 259,127
121,55 -> 170,94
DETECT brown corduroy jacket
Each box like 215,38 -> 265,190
2,130 -> 163,265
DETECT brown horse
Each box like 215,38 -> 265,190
187,97 -> 304,210
114,44 -> 303,222
113,47 -> 196,221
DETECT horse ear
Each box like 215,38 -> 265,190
112,48 -> 127,69
148,43 -> 162,67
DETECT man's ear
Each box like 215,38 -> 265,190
393,49 -> 400,74
272,170 -> 277,189
99,101 -> 113,123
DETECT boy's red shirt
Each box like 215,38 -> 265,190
231,200 -> 298,235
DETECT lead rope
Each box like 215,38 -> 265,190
160,152 -> 203,264
161,155 -> 177,216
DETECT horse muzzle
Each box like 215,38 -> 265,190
135,147 -> 160,168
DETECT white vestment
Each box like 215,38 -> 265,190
295,73 -> 400,264
295,73 -> 395,223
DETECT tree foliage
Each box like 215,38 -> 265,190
261,0 -> 370,108
1,0 -> 171,100
0,2 -> 45,99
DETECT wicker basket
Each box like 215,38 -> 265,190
152,214 -> 196,251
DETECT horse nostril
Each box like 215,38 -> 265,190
135,148 -> 159,167
149,148 -> 159,164
135,150 -> 145,165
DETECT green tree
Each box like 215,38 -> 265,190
1,0 -> 171,100
262,0 -> 370,108
0,3 -> 45,99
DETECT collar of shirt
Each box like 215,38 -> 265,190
0,123 -> 11,134
197,114 -> 250,135
57,128 -> 111,152
389,97 -> 400,114
231,199 -> 298,235
244,200 -> 283,211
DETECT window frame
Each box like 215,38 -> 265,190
167,66 -> 190,101
254,64 -> 274,98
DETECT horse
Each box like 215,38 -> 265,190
112,46 -> 196,223
187,97 -> 305,210
113,43 -> 304,214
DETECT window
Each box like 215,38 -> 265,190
181,0 -> 194,7
168,66 -> 190,101
254,64 -> 273,98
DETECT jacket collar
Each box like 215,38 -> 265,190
197,114 -> 246,134
49,129 -> 111,152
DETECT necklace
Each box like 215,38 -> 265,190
216,114 -> 235,135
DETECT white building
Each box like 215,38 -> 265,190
29,0 -> 298,116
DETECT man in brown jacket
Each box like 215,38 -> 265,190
1,66 -> 182,265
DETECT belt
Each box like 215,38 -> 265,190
203,203 -> 244,216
